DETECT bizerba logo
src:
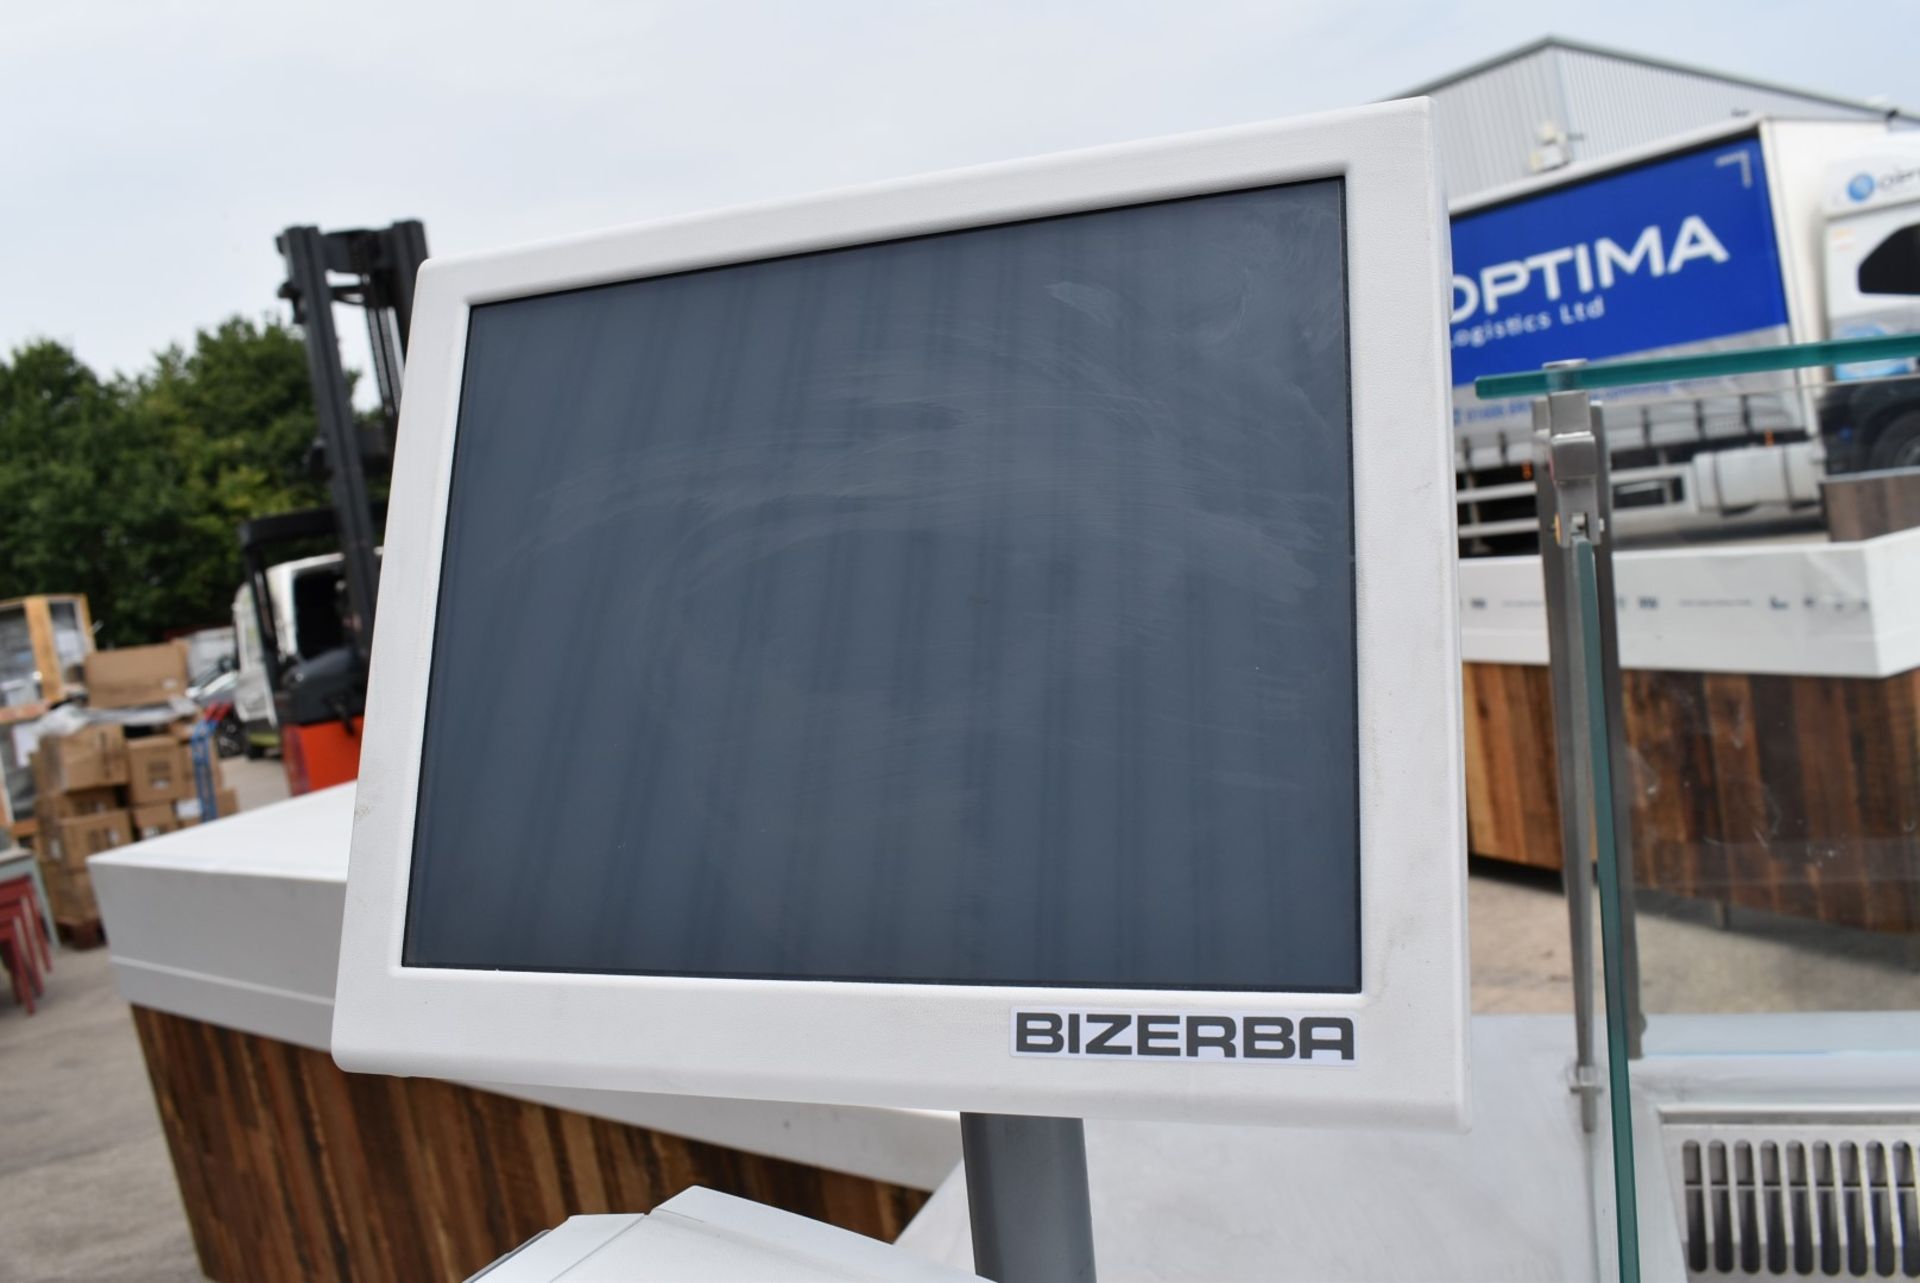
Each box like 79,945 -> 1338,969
1011,1009 -> 1355,1064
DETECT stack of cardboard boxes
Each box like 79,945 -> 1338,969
29,643 -> 238,928
34,724 -> 132,924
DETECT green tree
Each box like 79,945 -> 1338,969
0,341 -> 154,643
121,316 -> 330,641
0,319 -> 329,647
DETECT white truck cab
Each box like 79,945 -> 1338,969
231,552 -> 355,744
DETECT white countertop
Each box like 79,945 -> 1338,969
1459,523 -> 1920,677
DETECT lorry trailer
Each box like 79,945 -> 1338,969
1448,117 -> 1920,550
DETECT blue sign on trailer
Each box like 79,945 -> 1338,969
1448,137 -> 1792,390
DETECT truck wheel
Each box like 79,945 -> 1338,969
1868,410 -> 1920,470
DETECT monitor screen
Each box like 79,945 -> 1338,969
403,178 -> 1357,993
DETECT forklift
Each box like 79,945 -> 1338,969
240,221 -> 426,795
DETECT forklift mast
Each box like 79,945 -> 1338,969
248,220 -> 428,793
274,220 -> 428,666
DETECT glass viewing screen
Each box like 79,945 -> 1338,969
405,179 -> 1359,993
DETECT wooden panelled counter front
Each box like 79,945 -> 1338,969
131,1007 -> 929,1283
1462,661 -> 1920,934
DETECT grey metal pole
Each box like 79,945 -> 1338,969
1533,399 -> 1599,1133
961,1114 -> 1097,1283
1534,363 -> 1647,1102
1538,372 -> 1643,1278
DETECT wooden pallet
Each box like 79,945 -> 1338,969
55,917 -> 105,950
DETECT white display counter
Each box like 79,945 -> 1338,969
91,787 -> 1920,1280
1459,524 -> 1920,677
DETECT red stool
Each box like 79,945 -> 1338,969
0,917 -> 38,1014
0,875 -> 52,974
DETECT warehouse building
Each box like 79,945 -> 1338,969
1403,36 -> 1915,201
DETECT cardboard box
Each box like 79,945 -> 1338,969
83,643 -> 189,709
155,722 -> 225,780
132,801 -> 179,840
213,787 -> 240,821
127,738 -> 193,805
37,785 -> 122,821
36,724 -> 129,793
43,809 -> 132,871
38,863 -> 96,921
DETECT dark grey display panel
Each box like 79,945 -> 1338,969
404,180 -> 1358,992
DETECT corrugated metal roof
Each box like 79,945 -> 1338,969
1556,46 -> 1892,162
1420,45 -> 1568,202
1400,36 -> 1910,202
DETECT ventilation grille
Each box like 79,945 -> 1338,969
1663,1115 -> 1920,1279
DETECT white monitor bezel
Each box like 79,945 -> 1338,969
334,98 -> 1468,1128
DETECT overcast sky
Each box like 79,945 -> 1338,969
4,1 -> 1913,382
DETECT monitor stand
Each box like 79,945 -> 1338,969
960,1114 -> 1097,1282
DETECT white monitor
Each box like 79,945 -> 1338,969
334,99 -> 1467,1129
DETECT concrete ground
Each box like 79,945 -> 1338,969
0,756 -> 286,1283
0,945 -> 201,1283
0,762 -> 1913,1280
1469,858 -> 1920,1015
